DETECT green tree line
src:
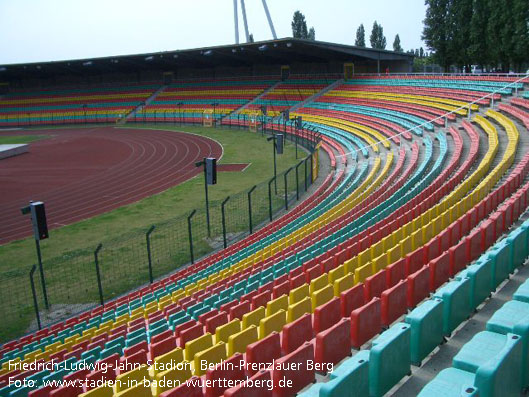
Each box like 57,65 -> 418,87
423,0 -> 529,72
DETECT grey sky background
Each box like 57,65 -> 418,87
0,0 -> 427,65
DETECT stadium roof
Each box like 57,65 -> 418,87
0,38 -> 413,79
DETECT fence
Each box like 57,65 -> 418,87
0,120 -> 320,343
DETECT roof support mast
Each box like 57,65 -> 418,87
233,0 -> 239,44
261,0 -> 277,39
233,0 -> 277,43
240,0 -> 250,43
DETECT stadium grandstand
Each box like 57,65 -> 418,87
1,25 -> 529,397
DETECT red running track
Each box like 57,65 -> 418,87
0,127 -> 223,244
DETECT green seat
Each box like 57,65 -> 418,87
405,298 -> 444,366
433,278 -> 471,336
486,300 -> 529,387
453,331 -> 522,397
513,278 -> 529,304
369,322 -> 411,397
418,367 -> 479,397
456,260 -> 492,311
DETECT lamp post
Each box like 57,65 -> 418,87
195,157 -> 217,237
267,134 -> 283,195
211,102 -> 219,127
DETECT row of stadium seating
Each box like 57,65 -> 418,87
0,74 -> 528,397
0,84 -> 161,126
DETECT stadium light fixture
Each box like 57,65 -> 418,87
82,61 -> 92,66
145,56 -> 153,61
203,50 -> 213,56
258,45 -> 268,51
286,42 -> 292,48
195,158 -> 217,237
0,67 -> 6,72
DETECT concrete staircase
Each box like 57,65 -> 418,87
122,85 -> 168,123
229,81 -> 282,116
288,79 -> 344,113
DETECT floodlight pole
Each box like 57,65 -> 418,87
261,0 -> 277,39
267,135 -> 278,194
195,159 -> 211,237
240,0 -> 250,42
233,0 -> 239,44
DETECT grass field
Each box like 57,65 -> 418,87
0,135 -> 48,144
0,124 -> 309,341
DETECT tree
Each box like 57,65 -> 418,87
468,0 -> 488,67
393,34 -> 403,52
292,11 -> 308,39
422,0 -> 452,71
355,24 -> 366,47
308,27 -> 316,40
419,47 -> 424,58
370,21 -> 387,49
249,33 -> 254,43
510,0 -> 529,71
447,0 -> 473,70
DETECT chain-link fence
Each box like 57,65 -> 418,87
0,122 -> 320,343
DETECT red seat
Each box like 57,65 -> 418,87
350,297 -> 381,349
28,386 -> 53,397
272,281 -> 290,299
364,270 -> 387,301
315,318 -> 351,368
386,257 -> 406,288
119,349 -> 148,374
150,337 -> 176,360
406,265 -> 430,308
405,249 -> 423,276
289,273 -> 305,289
304,264 -> 322,284
381,280 -> 408,326
84,369 -> 116,392
198,309 -> 219,325
174,319 -> 197,337
179,324 -> 205,348
448,239 -> 468,276
281,313 -> 313,354
205,311 -> 228,335
466,229 -> 483,262
429,251 -> 450,291
272,343 -> 315,397
123,341 -> 148,357
313,297 -> 340,334
246,332 -> 281,376
204,353 -> 246,397
340,284 -> 365,318
229,301 -> 251,321
150,329 -> 174,345
251,290 -> 272,310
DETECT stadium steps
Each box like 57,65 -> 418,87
229,80 -> 282,116
288,79 -> 344,113
123,84 -> 167,122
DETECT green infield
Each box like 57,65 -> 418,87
0,124 -> 312,342
0,135 -> 48,144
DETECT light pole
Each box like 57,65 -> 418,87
195,157 -> 217,237
211,102 -> 219,127
267,134 -> 283,195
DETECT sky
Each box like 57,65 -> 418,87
0,0 -> 427,65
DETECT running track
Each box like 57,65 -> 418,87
0,127 -> 223,244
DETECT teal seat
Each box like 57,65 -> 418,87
433,278 -> 471,336
418,367 -> 479,396
456,260 -> 492,311
369,322 -> 411,397
405,298 -> 444,366
486,300 -> 529,387
453,331 -> 522,397
486,243 -> 511,290
513,278 -> 529,304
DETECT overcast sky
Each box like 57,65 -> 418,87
0,0 -> 427,65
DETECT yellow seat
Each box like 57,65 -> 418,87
193,342 -> 227,376
259,309 -> 286,339
228,325 -> 258,356
115,365 -> 150,393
